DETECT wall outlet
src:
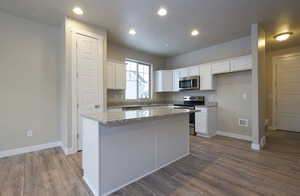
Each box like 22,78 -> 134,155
26,129 -> 33,137
239,119 -> 249,127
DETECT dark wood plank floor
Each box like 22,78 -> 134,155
1,130 -> 299,196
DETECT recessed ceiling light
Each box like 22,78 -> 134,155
73,7 -> 84,15
129,29 -> 136,36
274,32 -> 293,41
157,7 -> 168,16
191,29 -> 199,37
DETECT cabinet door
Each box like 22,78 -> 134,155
155,71 -> 162,92
199,64 -> 214,90
173,70 -> 181,92
195,111 -> 208,134
179,68 -> 189,78
188,66 -> 200,76
230,55 -> 252,72
164,70 -> 174,91
115,63 -> 126,89
211,60 -> 230,74
107,62 -> 115,89
155,70 -> 173,92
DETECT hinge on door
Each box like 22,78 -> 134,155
77,104 -> 79,109
76,133 -> 79,139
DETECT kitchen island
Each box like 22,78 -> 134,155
81,106 -> 194,196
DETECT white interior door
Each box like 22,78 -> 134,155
276,54 -> 300,132
76,33 -> 102,150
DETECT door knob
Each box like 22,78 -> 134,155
94,105 -> 100,109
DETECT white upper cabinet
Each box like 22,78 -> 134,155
179,68 -> 189,78
230,55 -> 252,72
188,66 -> 200,76
107,61 -> 126,90
107,62 -> 115,89
211,60 -> 231,75
156,55 -> 251,93
173,69 -> 181,92
199,64 -> 214,90
171,67 -> 197,92
155,70 -> 173,92
114,63 -> 126,89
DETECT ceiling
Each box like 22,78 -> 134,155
0,0 -> 300,57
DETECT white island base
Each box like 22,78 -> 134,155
82,113 -> 190,196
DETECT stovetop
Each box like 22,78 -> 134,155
173,102 -> 205,107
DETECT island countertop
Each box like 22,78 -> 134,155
82,106 -> 196,126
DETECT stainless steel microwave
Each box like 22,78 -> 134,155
179,76 -> 200,90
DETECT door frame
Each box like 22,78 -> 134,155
272,52 -> 300,130
71,28 -> 105,153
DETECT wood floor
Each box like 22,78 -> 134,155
1,130 -> 299,196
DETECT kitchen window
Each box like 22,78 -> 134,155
125,60 -> 151,100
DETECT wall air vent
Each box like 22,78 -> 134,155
239,119 -> 249,127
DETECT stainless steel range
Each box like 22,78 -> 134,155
174,96 -> 205,135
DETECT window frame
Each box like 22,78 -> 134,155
125,59 -> 152,101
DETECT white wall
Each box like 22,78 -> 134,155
108,42 -> 165,69
166,36 -> 251,68
164,36 -> 253,137
265,46 -> 300,126
216,72 -> 252,136
251,24 -> 266,148
107,42 -> 167,105
0,11 -> 60,151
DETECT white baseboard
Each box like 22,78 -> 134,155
251,135 -> 266,151
260,136 -> 266,148
83,176 -> 97,196
216,131 -> 252,141
268,126 -> 276,130
251,142 -> 261,150
0,141 -> 62,158
61,145 -> 77,156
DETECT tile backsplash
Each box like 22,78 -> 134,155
165,91 -> 217,103
107,89 -> 170,106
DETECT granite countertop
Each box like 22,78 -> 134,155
82,106 -> 196,126
107,103 -> 172,109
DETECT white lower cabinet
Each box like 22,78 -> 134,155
195,106 -> 217,137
